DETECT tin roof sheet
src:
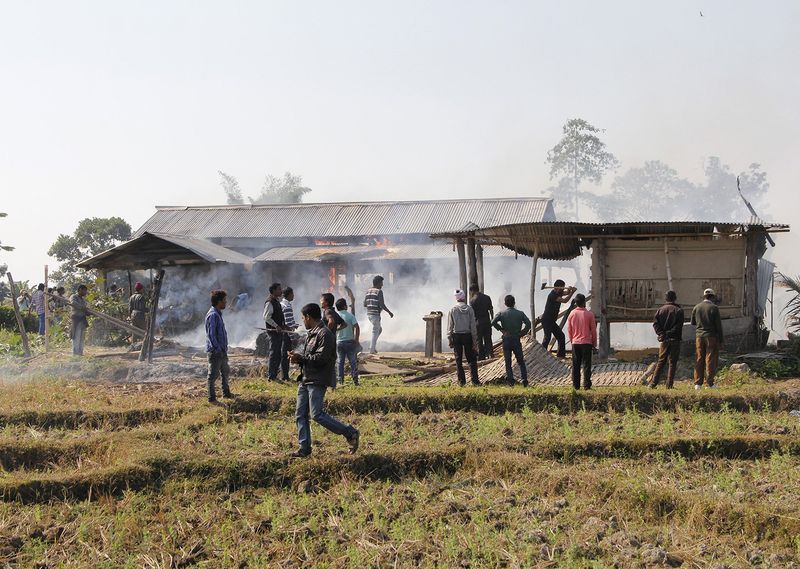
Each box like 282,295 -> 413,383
134,198 -> 555,240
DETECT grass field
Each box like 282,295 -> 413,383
0,375 -> 799,568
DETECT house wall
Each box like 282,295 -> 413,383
590,237 -> 747,322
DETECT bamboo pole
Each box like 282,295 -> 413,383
476,244 -> 485,292
456,239 -> 467,293
48,293 -> 147,337
7,273 -> 31,357
467,237 -> 478,289
529,248 -> 539,341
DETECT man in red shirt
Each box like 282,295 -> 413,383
567,294 -> 597,390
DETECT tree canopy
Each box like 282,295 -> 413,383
219,171 -> 311,205
546,118 -> 619,220
47,217 -> 132,288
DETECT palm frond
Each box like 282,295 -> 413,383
778,273 -> 800,332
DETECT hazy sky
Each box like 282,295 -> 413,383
1,0 -> 798,284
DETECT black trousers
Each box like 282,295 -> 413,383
267,331 -> 283,380
541,319 -> 566,357
476,321 -> 494,359
453,333 -> 479,385
571,344 -> 593,389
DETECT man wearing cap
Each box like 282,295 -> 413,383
447,289 -> 480,386
691,288 -> 724,389
129,283 -> 148,335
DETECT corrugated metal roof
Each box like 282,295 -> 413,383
77,232 -> 252,269
434,220 -> 790,261
134,198 -> 555,240
253,243 -> 518,262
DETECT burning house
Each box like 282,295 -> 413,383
78,198 -> 558,347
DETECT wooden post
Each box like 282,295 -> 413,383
663,239 -> 673,292
529,248 -> 539,341
466,237 -> 478,290
7,273 -> 31,357
455,238 -> 468,293
139,269 -> 165,363
476,244 -> 485,292
596,239 -> 610,361
44,265 -> 49,353
127,270 -> 133,297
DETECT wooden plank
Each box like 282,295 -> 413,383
140,269 -> 166,363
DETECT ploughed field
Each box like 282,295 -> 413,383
1,378 -> 799,568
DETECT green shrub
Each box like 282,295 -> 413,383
0,305 -> 39,333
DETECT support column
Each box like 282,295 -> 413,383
7,273 -> 31,357
529,248 -> 539,341
456,238 -> 468,293
476,244 -> 485,292
596,239 -> 610,361
467,237 -> 478,290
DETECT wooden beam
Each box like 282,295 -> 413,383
48,293 -> 147,337
596,239 -> 610,361
140,269 -> 165,363
7,273 -> 31,357
467,237 -> 478,289
529,248 -> 539,341
476,244 -> 485,292
455,238 -> 468,293
44,265 -> 49,353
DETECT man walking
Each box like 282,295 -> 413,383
491,294 -> 531,386
540,280 -> 576,357
263,283 -> 288,381
69,284 -> 89,356
288,303 -> 360,458
363,275 -> 393,354
691,288 -> 724,390
567,294 -> 596,390
30,283 -> 46,335
469,284 -> 495,360
648,290 -> 684,389
205,289 -> 233,403
447,289 -> 480,386
280,286 -> 299,381
335,298 -> 360,386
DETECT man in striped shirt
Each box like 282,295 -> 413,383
363,275 -> 393,354
280,287 -> 299,381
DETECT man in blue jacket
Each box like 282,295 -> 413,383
205,289 -> 233,404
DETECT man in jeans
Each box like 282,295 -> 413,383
69,285 -> 89,356
648,290 -> 684,389
263,283 -> 288,381
205,289 -> 233,403
540,280 -> 576,357
335,298 -> 360,386
491,294 -> 531,386
691,288 -> 724,389
567,294 -> 597,390
469,283 -> 495,360
363,275 -> 393,354
288,303 -> 360,458
447,289 -> 480,386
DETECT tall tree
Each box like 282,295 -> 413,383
218,171 -> 312,204
697,158 -> 769,221
48,217 -> 132,287
219,171 -> 244,205
546,118 -> 619,220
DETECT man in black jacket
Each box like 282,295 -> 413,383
263,283 -> 288,381
288,303 -> 360,458
648,290 -> 685,389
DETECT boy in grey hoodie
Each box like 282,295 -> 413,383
447,289 -> 480,386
